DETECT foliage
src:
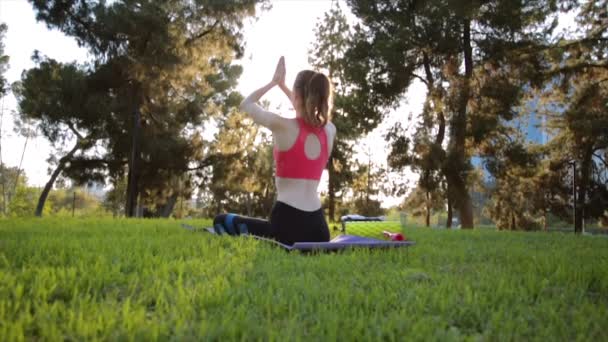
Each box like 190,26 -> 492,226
47,188 -> 103,217
534,0 -> 608,233
483,134 -> 546,230
27,0 -> 264,217
202,110 -> 275,218
0,165 -> 27,216
402,185 -> 445,227
7,186 -> 48,217
387,114 -> 446,227
14,56 -> 106,151
13,55 -> 109,216
0,23 -> 8,96
103,176 -> 127,217
309,3 -> 364,222
1,218 -> 607,340
350,197 -> 384,217
343,160 -> 386,217
343,0 -> 569,228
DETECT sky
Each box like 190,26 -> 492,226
1,0 -> 91,187
0,0 -> 421,207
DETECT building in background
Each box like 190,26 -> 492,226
470,98 -> 548,225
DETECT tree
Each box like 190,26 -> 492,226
102,176 -> 127,217
483,131 -> 546,230
343,0 -> 566,228
8,186 -> 45,217
0,165 -> 26,216
0,23 -> 9,214
0,23 -> 9,96
534,0 -> 608,233
29,0 -> 264,217
387,107 -> 446,227
1,172 -> 46,218
13,55 -> 108,217
309,3 -> 380,222
47,187 -> 102,216
401,184 -> 444,227
536,76 -> 608,232
346,160 -> 386,217
204,109 -> 275,218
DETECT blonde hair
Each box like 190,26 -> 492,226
293,70 -> 332,127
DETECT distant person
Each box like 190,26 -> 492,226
213,57 -> 336,245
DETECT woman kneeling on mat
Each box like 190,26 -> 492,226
213,56 -> 336,245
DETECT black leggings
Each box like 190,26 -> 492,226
213,201 -> 330,245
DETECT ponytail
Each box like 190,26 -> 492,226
294,70 -> 332,127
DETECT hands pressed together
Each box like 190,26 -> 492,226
239,56 -> 294,128
270,56 -> 294,106
271,56 -> 286,87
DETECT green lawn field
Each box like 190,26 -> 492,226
1,218 -> 607,341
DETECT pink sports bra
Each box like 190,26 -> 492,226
274,118 -> 329,180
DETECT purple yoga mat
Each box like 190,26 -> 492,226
291,234 -> 414,251
181,224 -> 415,252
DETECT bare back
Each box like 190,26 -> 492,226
274,119 -> 336,211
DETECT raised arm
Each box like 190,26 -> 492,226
279,82 -> 294,107
239,57 -> 287,131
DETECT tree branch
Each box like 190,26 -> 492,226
185,21 -> 220,47
536,36 -> 608,52
187,152 -> 241,171
66,121 -> 84,140
411,73 -> 429,86
68,157 -> 124,167
593,152 -> 608,168
422,51 -> 434,88
547,61 -> 608,75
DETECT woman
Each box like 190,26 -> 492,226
213,56 -> 336,245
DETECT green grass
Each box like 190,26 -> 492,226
1,218 -> 607,341
336,221 -> 403,238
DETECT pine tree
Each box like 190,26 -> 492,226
13,55 -> 109,216
309,2 -> 377,222
387,101 -> 447,227
483,130 -> 546,230
346,159 -> 386,217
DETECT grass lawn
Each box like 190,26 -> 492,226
1,218 -> 607,340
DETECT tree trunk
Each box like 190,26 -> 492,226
446,187 -> 453,228
446,18 -> 474,229
366,154 -> 371,206
448,174 -> 474,229
425,190 -> 431,227
126,106 -> 142,217
35,141 -> 81,217
158,194 -> 178,218
0,98 -> 4,215
424,51 -> 450,230
575,148 -> 593,234
511,213 -> 516,231
326,63 -> 338,223
328,156 -> 336,222
1,179 -> 5,216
